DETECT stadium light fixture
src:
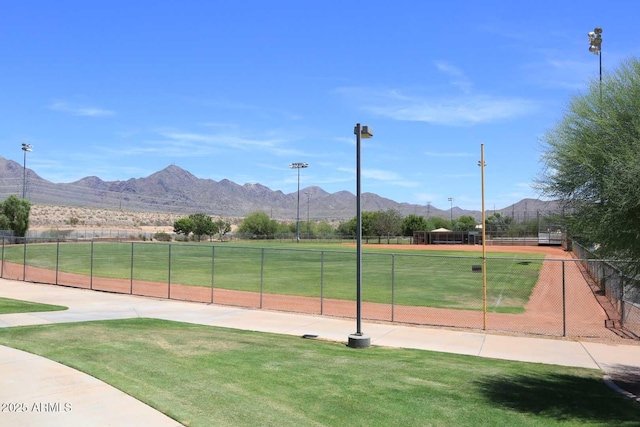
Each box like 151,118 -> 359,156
348,123 -> 373,349
448,197 -> 454,229
21,143 -> 33,199
588,27 -> 603,99
289,162 -> 309,242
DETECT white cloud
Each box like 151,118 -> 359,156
48,101 -> 115,117
158,130 -> 286,152
337,87 -> 537,126
435,60 -> 473,94
367,94 -> 537,125
424,151 -> 474,157
362,169 -> 401,181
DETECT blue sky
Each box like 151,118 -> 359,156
1,1 -> 638,211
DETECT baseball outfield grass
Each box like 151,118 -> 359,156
2,241 -> 545,313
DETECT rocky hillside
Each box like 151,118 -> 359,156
0,156 -> 560,223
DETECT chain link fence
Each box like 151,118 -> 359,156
1,237 -> 637,340
572,242 -> 640,337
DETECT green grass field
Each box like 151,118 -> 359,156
3,241 -> 545,313
0,318 -> 637,426
0,297 -> 67,314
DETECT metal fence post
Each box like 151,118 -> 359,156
90,240 -> 94,290
391,254 -> 395,322
22,236 -> 27,281
211,246 -> 215,304
1,236 -> 4,278
168,243 -> 172,299
621,277 -> 625,328
562,261 -> 567,337
130,242 -> 134,295
320,251 -> 324,315
260,248 -> 264,309
55,239 -> 60,285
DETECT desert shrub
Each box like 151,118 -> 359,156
153,232 -> 172,242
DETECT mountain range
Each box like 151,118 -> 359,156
0,156 -> 560,221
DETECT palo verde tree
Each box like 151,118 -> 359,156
0,195 -> 31,237
538,57 -> 640,265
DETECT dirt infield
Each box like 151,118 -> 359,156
1,244 -> 633,342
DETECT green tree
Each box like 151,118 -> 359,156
336,219 -> 355,237
370,209 -> 403,242
315,221 -> 335,236
237,211 -> 278,237
297,221 -> 317,238
338,212 -> 377,237
401,214 -> 428,236
173,217 -> 194,237
485,213 -> 512,233
454,215 -> 478,231
361,212 -> 376,236
0,195 -> 31,237
276,222 -> 292,236
538,57 -> 640,264
188,213 -> 215,241
427,217 -> 451,230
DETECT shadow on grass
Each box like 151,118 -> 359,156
606,364 -> 640,397
475,372 -> 640,424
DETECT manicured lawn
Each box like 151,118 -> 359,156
0,318 -> 636,426
0,296 -> 67,314
3,242 -> 544,313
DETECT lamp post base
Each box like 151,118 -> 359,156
347,333 -> 371,349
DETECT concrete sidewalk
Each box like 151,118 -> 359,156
1,279 -> 639,426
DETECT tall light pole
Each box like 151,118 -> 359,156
348,123 -> 373,349
448,197 -> 454,229
305,191 -> 310,238
289,162 -> 308,242
21,143 -> 33,199
588,27 -> 603,100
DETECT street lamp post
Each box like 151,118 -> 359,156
21,143 -> 33,199
348,123 -> 373,349
588,27 -> 603,100
448,197 -> 454,228
289,162 -> 308,242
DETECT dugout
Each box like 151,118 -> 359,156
413,229 -> 479,245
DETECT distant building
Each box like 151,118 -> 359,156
413,229 -> 480,245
